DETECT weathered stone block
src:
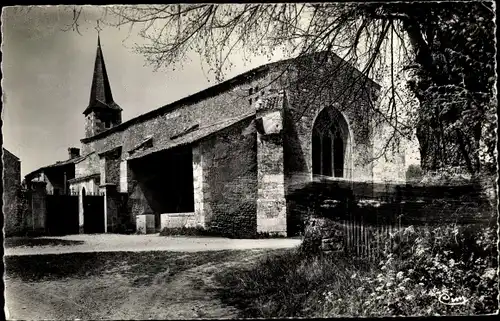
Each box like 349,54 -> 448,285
136,214 -> 155,234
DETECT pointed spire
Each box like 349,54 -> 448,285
83,34 -> 122,115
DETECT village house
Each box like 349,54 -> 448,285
24,36 -> 405,237
3,148 -> 22,236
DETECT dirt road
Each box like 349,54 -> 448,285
5,247 -> 294,319
5,234 -> 301,256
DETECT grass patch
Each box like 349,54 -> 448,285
5,250 -> 238,286
4,237 -> 85,248
213,248 -> 373,318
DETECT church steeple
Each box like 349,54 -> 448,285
83,35 -> 122,115
83,34 -> 123,138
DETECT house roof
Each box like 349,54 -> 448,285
127,112 -> 255,160
25,155 -> 84,180
73,151 -> 96,164
67,173 -> 100,184
83,35 -> 122,116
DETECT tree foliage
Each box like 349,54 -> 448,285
64,2 -> 496,174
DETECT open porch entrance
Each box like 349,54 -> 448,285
128,145 -> 195,231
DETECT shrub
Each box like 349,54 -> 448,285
324,223 -> 499,316
406,164 -> 424,182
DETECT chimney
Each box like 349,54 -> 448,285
68,147 -> 80,159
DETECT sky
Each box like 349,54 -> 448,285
2,6 -> 287,177
2,5 -> 419,178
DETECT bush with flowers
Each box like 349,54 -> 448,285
322,222 -> 498,316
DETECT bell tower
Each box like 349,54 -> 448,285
83,35 -> 122,138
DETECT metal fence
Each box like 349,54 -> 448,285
340,210 -> 404,261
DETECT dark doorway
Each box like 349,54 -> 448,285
46,194 -> 79,235
83,193 -> 105,233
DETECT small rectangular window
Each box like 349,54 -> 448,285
249,88 -> 253,95
249,98 -> 253,105
255,85 -> 259,93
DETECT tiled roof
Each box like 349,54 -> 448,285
25,155 -> 84,179
67,173 -> 100,184
127,112 -> 255,160
81,51 -> 380,144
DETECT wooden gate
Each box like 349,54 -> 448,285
83,194 -> 105,233
46,194 -> 79,235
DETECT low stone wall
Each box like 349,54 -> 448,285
160,213 -> 197,230
296,176 -> 497,256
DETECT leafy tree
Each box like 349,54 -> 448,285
62,2 -> 496,174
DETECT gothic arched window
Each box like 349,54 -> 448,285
312,107 -> 350,179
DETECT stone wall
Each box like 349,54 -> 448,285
281,56 -> 379,235
255,94 -> 287,235
3,149 -> 22,236
74,53 -> 389,237
85,110 -> 121,138
104,157 -> 120,186
75,152 -> 100,178
282,69 -> 377,191
192,144 -> 204,227
160,213 -> 197,229
200,117 -> 258,237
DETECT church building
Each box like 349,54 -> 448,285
26,36 -> 405,237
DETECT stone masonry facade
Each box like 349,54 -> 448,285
3,148 -> 22,236
28,38 -> 406,237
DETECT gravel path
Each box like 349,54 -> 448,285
4,234 -> 302,256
